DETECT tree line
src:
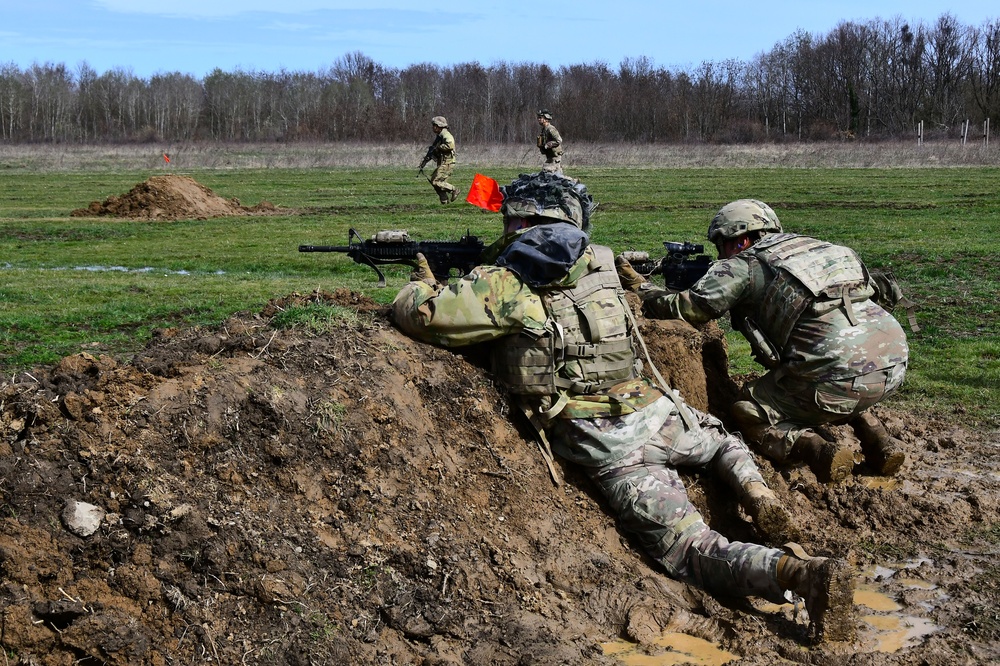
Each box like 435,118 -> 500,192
2,13 -> 997,145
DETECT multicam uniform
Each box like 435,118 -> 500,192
431,127 -> 457,202
641,233 -> 909,461
537,123 -> 563,173
392,228 -> 790,603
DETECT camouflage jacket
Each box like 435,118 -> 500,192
434,128 -> 456,164
641,235 -> 908,383
537,124 -> 563,157
392,245 -> 670,409
392,244 -> 682,465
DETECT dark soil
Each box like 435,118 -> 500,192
70,175 -> 278,220
2,289 -> 998,665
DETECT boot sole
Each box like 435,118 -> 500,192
878,450 -> 905,476
750,500 -> 801,544
818,446 -> 855,484
810,559 -> 856,643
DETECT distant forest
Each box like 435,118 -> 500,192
3,13 -> 998,145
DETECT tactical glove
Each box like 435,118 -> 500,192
615,254 -> 645,292
410,252 -> 439,287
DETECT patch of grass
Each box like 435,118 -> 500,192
963,602 -> 1000,640
854,535 -> 918,562
270,303 -> 367,333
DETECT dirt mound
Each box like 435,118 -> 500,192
70,174 -> 278,220
1,290 -> 998,665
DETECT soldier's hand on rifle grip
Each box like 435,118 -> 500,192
615,254 -> 646,292
410,253 -> 440,287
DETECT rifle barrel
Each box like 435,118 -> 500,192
298,245 -> 351,252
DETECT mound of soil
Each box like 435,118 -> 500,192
1,290 -> 998,665
70,175 -> 278,220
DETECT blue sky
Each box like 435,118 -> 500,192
2,1 -> 997,79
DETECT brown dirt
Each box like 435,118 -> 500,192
70,175 -> 278,220
1,289 -> 998,666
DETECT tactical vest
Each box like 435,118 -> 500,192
491,245 -> 637,400
748,234 -> 874,360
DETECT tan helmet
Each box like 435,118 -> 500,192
707,199 -> 782,247
500,172 -> 595,232
431,116 -> 448,128
537,109 -> 553,120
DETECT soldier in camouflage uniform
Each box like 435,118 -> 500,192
536,110 -> 563,174
617,199 -> 908,484
392,175 -> 855,643
424,116 -> 457,203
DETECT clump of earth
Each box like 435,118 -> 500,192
70,174 -> 277,220
1,287 -> 998,665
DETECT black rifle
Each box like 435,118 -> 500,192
620,241 -> 712,291
299,228 -> 485,287
418,134 -> 444,175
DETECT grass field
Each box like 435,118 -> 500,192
1,153 -> 998,427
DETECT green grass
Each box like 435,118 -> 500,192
2,165 -> 998,427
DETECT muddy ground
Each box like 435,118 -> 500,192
2,175 -> 999,665
1,288 -> 999,666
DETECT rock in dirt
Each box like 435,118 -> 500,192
61,500 -> 106,537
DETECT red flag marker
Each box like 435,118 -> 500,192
163,153 -> 170,163
465,173 -> 503,212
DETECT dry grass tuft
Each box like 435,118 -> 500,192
3,140 -> 1000,172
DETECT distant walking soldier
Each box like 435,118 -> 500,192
420,116 -> 458,203
536,109 -> 563,174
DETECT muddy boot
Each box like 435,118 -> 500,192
740,481 -> 799,544
792,431 -> 854,484
851,412 -> 905,476
449,188 -> 458,203
776,542 -> 855,643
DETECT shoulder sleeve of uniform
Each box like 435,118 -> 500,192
391,266 -> 546,346
639,257 -> 751,323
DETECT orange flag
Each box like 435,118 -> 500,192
163,153 -> 170,163
465,173 -> 503,212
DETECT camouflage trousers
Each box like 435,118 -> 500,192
552,406 -> 786,603
431,162 -> 456,202
541,155 -> 563,175
737,361 -> 907,461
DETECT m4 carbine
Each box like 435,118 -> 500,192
299,228 -> 485,287
418,135 -> 444,174
620,241 -> 712,291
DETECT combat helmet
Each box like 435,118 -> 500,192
537,109 -> 553,120
707,199 -> 782,249
431,116 -> 448,128
500,172 -> 595,232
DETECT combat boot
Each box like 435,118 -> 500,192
792,431 -> 854,484
776,542 -> 855,643
449,189 -> 459,203
851,412 -> 905,476
740,481 -> 799,544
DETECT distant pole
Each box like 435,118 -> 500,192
985,118 -> 991,148
918,120 -> 923,146
962,119 -> 969,145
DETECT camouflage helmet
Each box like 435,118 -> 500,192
431,116 -> 448,128
537,109 -> 553,120
500,172 -> 595,232
707,199 -> 782,245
